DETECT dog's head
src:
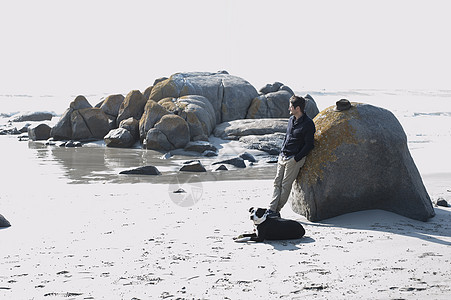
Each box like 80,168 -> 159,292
249,207 -> 269,225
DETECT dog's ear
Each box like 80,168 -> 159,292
249,207 -> 254,213
256,208 -> 266,218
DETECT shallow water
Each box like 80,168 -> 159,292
0,135 -> 276,189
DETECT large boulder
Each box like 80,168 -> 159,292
50,108 -> 74,140
145,128 -> 173,151
304,94 -> 320,119
28,123 -> 51,141
246,82 -> 295,119
291,102 -> 435,222
50,96 -> 93,140
117,90 -> 147,125
139,100 -> 171,141
154,114 -> 190,149
71,108 -> 112,140
104,128 -> 135,148
119,117 -> 139,140
148,71 -> 259,123
213,118 -> 288,140
100,94 -> 125,119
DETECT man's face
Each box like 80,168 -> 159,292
289,103 -> 298,115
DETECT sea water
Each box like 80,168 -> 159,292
0,89 -> 450,194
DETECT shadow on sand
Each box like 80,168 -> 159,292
302,208 -> 451,246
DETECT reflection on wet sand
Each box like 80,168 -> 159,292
28,142 -> 276,184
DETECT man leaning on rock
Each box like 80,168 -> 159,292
267,95 -> 316,217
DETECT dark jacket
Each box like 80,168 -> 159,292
281,114 -> 315,162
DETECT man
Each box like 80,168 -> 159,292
268,95 -> 316,217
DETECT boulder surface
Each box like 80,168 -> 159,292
291,102 -> 435,222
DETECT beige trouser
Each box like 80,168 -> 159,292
269,156 -> 306,213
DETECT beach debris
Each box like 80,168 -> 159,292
0,214 -> 11,228
435,197 -> 449,207
119,165 -> 161,175
292,103 -> 435,222
173,188 -> 186,193
212,157 -> 246,168
179,160 -> 206,172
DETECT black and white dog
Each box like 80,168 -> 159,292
234,207 -> 305,242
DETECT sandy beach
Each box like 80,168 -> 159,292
1,90 -> 451,299
1,169 -> 450,299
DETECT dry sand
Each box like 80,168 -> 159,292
1,177 -> 450,299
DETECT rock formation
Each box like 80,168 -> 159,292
148,71 -> 259,123
291,101 -> 435,222
51,95 -> 112,141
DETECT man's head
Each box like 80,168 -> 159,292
289,95 -> 306,118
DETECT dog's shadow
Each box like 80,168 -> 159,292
266,236 -> 315,251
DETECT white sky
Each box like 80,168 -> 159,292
1,0 -> 450,95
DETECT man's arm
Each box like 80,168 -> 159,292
294,120 -> 315,162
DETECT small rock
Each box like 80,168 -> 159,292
65,140 -> 82,147
173,188 -> 186,193
202,150 -> 218,157
239,151 -> 256,162
266,157 -> 279,163
0,214 -> 11,228
212,157 -> 246,168
436,198 -> 449,207
119,166 -> 161,175
215,165 -> 228,171
180,161 -> 206,172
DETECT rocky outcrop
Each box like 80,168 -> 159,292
291,102 -> 435,222
51,96 -> 112,141
148,71 -> 259,123
246,82 -> 294,119
28,123 -> 51,141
